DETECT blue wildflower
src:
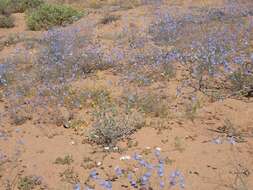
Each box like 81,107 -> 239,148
132,153 -> 142,161
160,180 -> 165,188
100,180 -> 112,190
115,167 -> 123,176
140,175 -> 149,185
90,170 -> 98,179
73,183 -> 81,190
154,148 -> 161,158
84,186 -> 94,190
157,163 -> 164,177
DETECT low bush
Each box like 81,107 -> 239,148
89,105 -> 145,146
0,0 -> 10,15
229,67 -> 253,97
0,14 -> 14,28
54,155 -> 74,165
17,176 -> 42,190
8,0 -> 44,13
87,0 -> 102,9
100,14 -> 120,25
0,0 -> 44,14
121,92 -> 170,118
26,3 -> 83,30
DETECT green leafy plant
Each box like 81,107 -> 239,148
54,155 -> 74,165
174,136 -> 185,152
87,0 -> 102,9
184,97 -> 201,121
0,0 -> 44,14
26,3 -> 83,30
229,67 -> 253,97
9,0 -> 44,13
17,176 -> 42,190
121,93 -> 169,118
60,168 -> 79,184
89,105 -> 145,146
0,0 -> 10,15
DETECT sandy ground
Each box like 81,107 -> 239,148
0,0 -> 253,190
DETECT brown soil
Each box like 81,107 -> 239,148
0,1 -> 252,190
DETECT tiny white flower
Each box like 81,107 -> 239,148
113,147 -> 119,150
97,161 -> 102,166
104,147 -> 110,150
120,155 -> 131,160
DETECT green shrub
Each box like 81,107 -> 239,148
229,67 -> 253,97
54,155 -> 74,165
26,3 -> 83,30
121,93 -> 169,117
0,0 -> 44,14
0,0 -> 10,15
17,176 -> 42,190
0,14 -> 14,28
9,0 -> 44,13
89,105 -> 145,145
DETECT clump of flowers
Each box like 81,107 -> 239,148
148,2 -> 253,98
0,26 -> 114,126
83,148 -> 185,190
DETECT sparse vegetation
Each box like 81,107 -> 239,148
84,0 -> 161,10
184,97 -> 201,121
229,67 -> 253,97
17,176 -> 42,190
0,14 -> 14,28
0,0 -> 252,189
136,94 -> 169,117
100,14 -> 120,25
174,136 -> 185,152
81,156 -> 96,169
54,155 -> 74,165
121,92 -> 169,117
60,167 -> 79,184
86,0 -> 102,9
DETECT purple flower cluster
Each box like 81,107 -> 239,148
149,12 -> 183,45
87,170 -> 112,190
147,4 -> 253,95
169,170 -> 185,189
84,148 -> 185,190
149,2 -> 253,70
0,25 -> 116,125
213,136 -> 236,145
